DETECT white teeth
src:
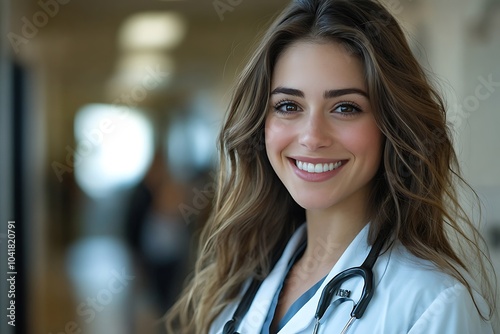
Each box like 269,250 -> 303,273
295,160 -> 342,173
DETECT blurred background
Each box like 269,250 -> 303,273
0,0 -> 499,333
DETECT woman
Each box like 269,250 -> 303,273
166,0 -> 497,333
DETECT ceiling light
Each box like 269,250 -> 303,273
118,11 -> 187,51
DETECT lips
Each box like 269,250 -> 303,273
295,160 -> 343,173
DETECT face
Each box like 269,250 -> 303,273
265,41 -> 383,213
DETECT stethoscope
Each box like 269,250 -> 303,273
223,232 -> 387,334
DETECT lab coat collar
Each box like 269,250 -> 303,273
240,223 -> 387,333
238,224 -> 308,332
281,223 -> 376,333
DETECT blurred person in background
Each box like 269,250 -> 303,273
125,149 -> 190,315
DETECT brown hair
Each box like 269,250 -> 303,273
165,0 -> 497,332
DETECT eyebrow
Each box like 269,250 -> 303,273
270,87 -> 369,99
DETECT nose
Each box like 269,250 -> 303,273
298,113 -> 333,151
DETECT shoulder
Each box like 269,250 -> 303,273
370,242 -> 494,333
380,242 -> 457,291
379,241 -> 485,307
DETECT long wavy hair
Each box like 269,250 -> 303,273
165,0 -> 497,332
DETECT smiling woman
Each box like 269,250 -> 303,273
165,0 -> 497,333
266,41 -> 383,216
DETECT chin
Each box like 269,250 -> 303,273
290,193 -> 338,211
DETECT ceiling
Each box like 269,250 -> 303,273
12,0 -> 289,22
7,0 -> 292,126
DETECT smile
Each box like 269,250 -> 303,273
295,160 -> 343,173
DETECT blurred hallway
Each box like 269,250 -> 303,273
1,0 -> 499,333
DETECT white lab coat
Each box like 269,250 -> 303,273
209,224 -> 495,334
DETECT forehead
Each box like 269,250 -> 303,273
271,40 -> 366,92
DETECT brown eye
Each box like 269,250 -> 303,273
340,105 -> 354,112
333,102 -> 361,115
274,101 -> 301,114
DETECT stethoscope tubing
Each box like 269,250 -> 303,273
312,233 -> 385,333
224,232 -> 387,334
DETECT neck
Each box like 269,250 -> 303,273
303,192 -> 371,267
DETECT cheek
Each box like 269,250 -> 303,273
341,120 -> 383,161
265,116 -> 291,157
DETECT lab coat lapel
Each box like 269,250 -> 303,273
279,225 -> 372,333
238,224 -> 308,333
